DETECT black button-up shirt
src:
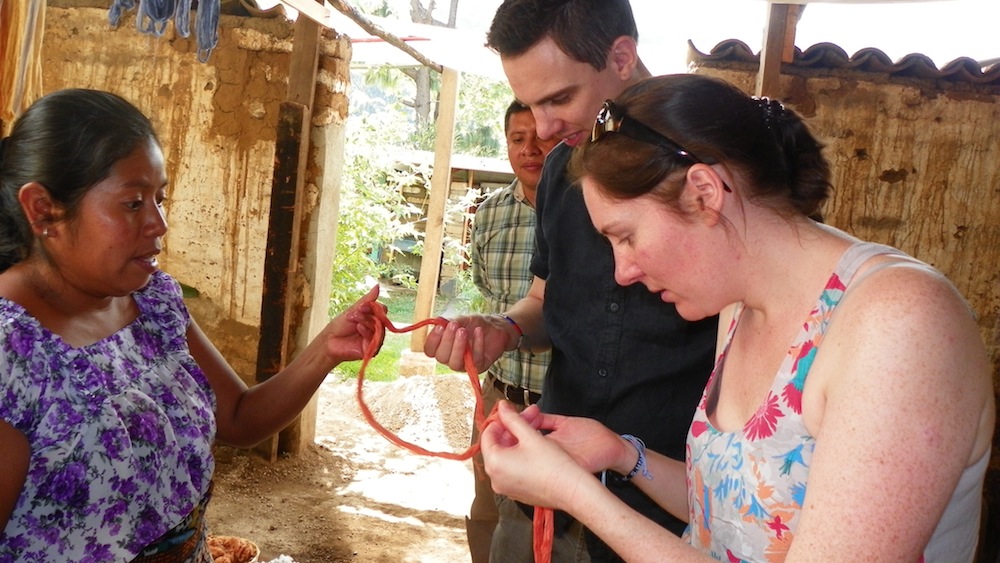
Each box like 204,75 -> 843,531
532,142 -> 718,559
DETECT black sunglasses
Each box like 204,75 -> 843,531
591,100 -> 731,192
591,100 -> 699,160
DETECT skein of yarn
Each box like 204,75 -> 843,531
107,0 -> 220,61
136,0 -> 174,36
174,0 -> 192,37
195,0 -> 220,63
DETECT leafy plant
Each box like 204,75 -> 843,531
329,32 -> 516,364
328,95 -> 426,314
332,287 -> 469,381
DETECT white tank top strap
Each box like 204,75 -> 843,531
837,241 -> 921,287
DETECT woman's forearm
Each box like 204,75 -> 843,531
566,475 -> 710,563
628,450 -> 691,523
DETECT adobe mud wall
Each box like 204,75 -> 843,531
41,1 -> 351,382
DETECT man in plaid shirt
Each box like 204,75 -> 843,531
465,100 -> 558,563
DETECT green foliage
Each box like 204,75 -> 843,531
454,74 -> 514,157
442,268 -> 487,314
332,287 -> 471,381
356,66 -> 512,158
409,73 -> 512,157
328,100 -> 426,314
334,332 -> 409,382
354,0 -> 395,17
439,184 -> 478,270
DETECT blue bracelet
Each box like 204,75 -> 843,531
616,434 -> 653,482
498,314 -> 522,335
497,314 -> 525,351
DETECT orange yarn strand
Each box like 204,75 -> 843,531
358,306 -> 554,563
357,311 -> 485,459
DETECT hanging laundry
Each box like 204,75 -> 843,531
137,0 -> 174,36
108,0 -> 220,61
195,0 -> 219,63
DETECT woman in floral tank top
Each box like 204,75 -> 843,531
0,90 -> 385,561
479,74 -> 994,562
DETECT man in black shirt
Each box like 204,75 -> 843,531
423,1 -> 718,560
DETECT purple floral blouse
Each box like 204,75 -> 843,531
0,270 -> 216,562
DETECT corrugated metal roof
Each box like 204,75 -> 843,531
689,39 -> 1000,89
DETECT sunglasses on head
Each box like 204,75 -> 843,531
590,100 -> 731,192
591,100 -> 698,161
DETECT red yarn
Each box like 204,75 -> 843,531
533,504 -> 554,563
358,306 -> 553,562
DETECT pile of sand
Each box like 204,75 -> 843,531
361,372 -> 477,453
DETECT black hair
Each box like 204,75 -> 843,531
504,99 -> 531,135
571,74 -> 831,219
0,89 -> 158,271
486,0 -> 638,71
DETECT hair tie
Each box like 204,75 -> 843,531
753,96 -> 785,130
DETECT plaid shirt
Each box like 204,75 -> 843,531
470,180 -> 550,393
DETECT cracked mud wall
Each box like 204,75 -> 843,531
41,1 -> 352,383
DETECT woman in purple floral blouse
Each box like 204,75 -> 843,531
0,89 -> 385,562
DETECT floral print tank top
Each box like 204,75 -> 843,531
685,242 -> 903,562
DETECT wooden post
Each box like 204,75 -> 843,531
409,67 -> 460,353
755,3 -> 802,98
254,102 -> 309,461
286,8 -> 322,109
254,7 -> 322,460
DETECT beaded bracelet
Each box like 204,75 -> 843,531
616,434 -> 653,482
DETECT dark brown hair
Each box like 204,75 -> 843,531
571,74 -> 831,218
486,0 -> 638,71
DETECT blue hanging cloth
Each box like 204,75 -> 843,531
195,0 -> 220,63
108,0 -> 220,61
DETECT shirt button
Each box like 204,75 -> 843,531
598,368 -> 608,377
609,302 -> 620,312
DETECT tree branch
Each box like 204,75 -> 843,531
327,0 -> 443,73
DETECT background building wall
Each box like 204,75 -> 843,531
41,1 -> 352,384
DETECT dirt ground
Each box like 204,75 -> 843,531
206,371 -> 479,563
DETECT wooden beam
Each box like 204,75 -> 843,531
287,6 -> 322,108
277,0 -> 330,26
755,3 -> 803,98
326,0 -> 443,73
255,103 -> 309,383
255,6 -> 323,460
255,101 -> 311,460
410,67 -> 460,353
278,8 -> 324,457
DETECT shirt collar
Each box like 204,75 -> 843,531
511,179 -> 533,208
